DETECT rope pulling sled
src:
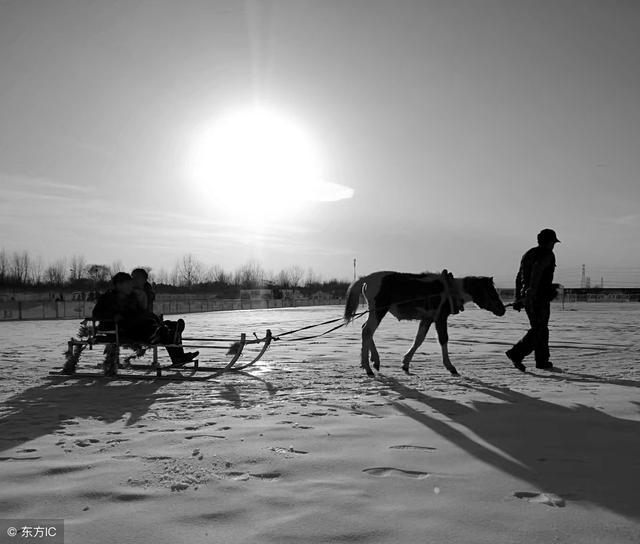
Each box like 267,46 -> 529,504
50,273 -> 621,380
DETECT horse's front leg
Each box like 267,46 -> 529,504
435,317 -> 459,376
402,319 -> 431,373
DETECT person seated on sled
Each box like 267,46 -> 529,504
93,272 -> 159,342
131,268 -> 156,313
130,267 -> 199,367
62,273 -> 148,375
62,272 -> 160,376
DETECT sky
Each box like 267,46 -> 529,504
1,0 -> 639,287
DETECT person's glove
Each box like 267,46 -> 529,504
524,288 -> 537,304
512,300 -> 524,312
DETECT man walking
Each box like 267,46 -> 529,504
506,229 -> 561,372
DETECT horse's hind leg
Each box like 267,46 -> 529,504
361,314 -> 379,377
435,317 -> 459,376
402,319 -> 431,373
370,338 -> 381,371
370,308 -> 387,371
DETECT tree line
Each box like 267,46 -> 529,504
0,249 -> 350,297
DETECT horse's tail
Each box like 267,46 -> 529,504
344,277 -> 366,322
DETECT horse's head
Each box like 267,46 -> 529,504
463,276 -> 506,316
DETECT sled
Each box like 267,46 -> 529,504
53,317 -> 272,380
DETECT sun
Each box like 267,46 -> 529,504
187,106 -> 352,222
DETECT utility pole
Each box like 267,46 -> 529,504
353,258 -> 357,281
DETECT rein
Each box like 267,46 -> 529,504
440,270 -> 464,317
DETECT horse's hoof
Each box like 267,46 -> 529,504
373,362 -> 380,371
366,370 -> 375,378
449,368 -> 459,376
402,365 -> 410,374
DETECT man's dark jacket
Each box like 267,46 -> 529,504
516,247 -> 556,302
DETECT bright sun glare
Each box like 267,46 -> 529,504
188,106 -> 353,220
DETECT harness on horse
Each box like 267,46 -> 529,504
388,270 -> 464,321
438,269 -> 464,318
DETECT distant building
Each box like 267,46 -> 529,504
563,288 -> 640,302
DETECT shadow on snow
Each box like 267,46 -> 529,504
379,374 -> 640,521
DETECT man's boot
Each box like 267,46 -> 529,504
506,349 -> 526,372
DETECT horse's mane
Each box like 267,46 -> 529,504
419,270 -> 441,277
463,275 -> 494,283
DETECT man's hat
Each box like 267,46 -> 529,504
537,228 -> 561,244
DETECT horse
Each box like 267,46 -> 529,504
343,270 -> 506,377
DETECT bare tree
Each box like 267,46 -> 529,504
10,250 -> 31,285
154,268 -> 169,285
234,260 -> 266,289
287,265 -> 305,290
206,264 -> 232,285
45,258 -> 67,287
277,265 -> 305,291
276,269 -> 292,288
176,254 -> 203,288
305,267 -> 322,287
109,260 -> 125,276
87,264 -> 111,285
169,265 -> 180,286
69,254 -> 87,282
30,255 -> 45,286
0,248 -> 8,284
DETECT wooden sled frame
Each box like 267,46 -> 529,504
54,318 -> 272,380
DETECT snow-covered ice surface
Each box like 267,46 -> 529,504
1,303 -> 639,543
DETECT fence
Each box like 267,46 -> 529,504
0,297 -> 346,322
498,287 -> 640,304
561,292 -> 640,303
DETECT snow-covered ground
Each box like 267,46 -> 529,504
1,303 -> 639,543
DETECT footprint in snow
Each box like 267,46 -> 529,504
0,455 -> 42,461
514,491 -> 566,507
270,447 -> 308,455
389,445 -> 437,451
249,472 -> 281,480
225,471 -> 282,481
363,467 -> 429,479
226,471 -> 249,481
